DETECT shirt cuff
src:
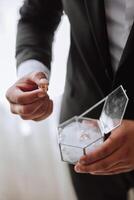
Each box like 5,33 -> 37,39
17,59 -> 50,80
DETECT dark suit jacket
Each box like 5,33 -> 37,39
16,0 -> 134,122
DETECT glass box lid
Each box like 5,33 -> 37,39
99,85 -> 129,134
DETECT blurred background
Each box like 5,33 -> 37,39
0,0 -> 77,199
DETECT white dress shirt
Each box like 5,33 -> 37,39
105,0 -> 134,71
18,59 -> 50,79
18,0 -> 134,78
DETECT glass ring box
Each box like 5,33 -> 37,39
58,85 -> 129,164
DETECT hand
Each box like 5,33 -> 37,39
6,71 -> 53,121
75,120 -> 134,175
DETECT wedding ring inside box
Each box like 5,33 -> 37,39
58,86 -> 129,164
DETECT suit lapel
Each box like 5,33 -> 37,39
84,0 -> 113,81
118,22 -> 134,69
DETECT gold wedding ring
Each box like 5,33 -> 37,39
39,83 -> 48,92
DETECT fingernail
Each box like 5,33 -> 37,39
39,84 -> 48,92
75,166 -> 81,173
90,172 -> 96,175
79,159 -> 87,165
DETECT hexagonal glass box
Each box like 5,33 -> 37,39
58,85 -> 129,164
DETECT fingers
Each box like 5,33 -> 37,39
90,168 -> 131,176
75,146 -> 126,173
10,96 -> 53,121
6,71 -> 53,121
29,71 -> 49,90
74,120 -> 134,175
6,86 -> 46,105
33,100 -> 53,121
10,95 -> 48,115
6,71 -> 49,105
75,160 -> 131,175
74,132 -> 132,174
89,166 -> 131,175
79,129 -> 126,165
95,162 -> 130,174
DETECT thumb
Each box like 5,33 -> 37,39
30,71 -> 49,91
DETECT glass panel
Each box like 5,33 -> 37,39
58,118 -> 103,163
85,137 -> 104,154
59,144 -> 83,164
99,86 -> 129,134
58,117 -> 102,148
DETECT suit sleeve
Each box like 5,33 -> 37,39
16,0 -> 63,70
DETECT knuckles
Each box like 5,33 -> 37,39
6,86 -> 14,101
19,106 -> 35,115
15,95 -> 26,105
31,71 -> 46,80
20,102 -> 51,121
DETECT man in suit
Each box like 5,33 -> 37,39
6,0 -> 134,199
